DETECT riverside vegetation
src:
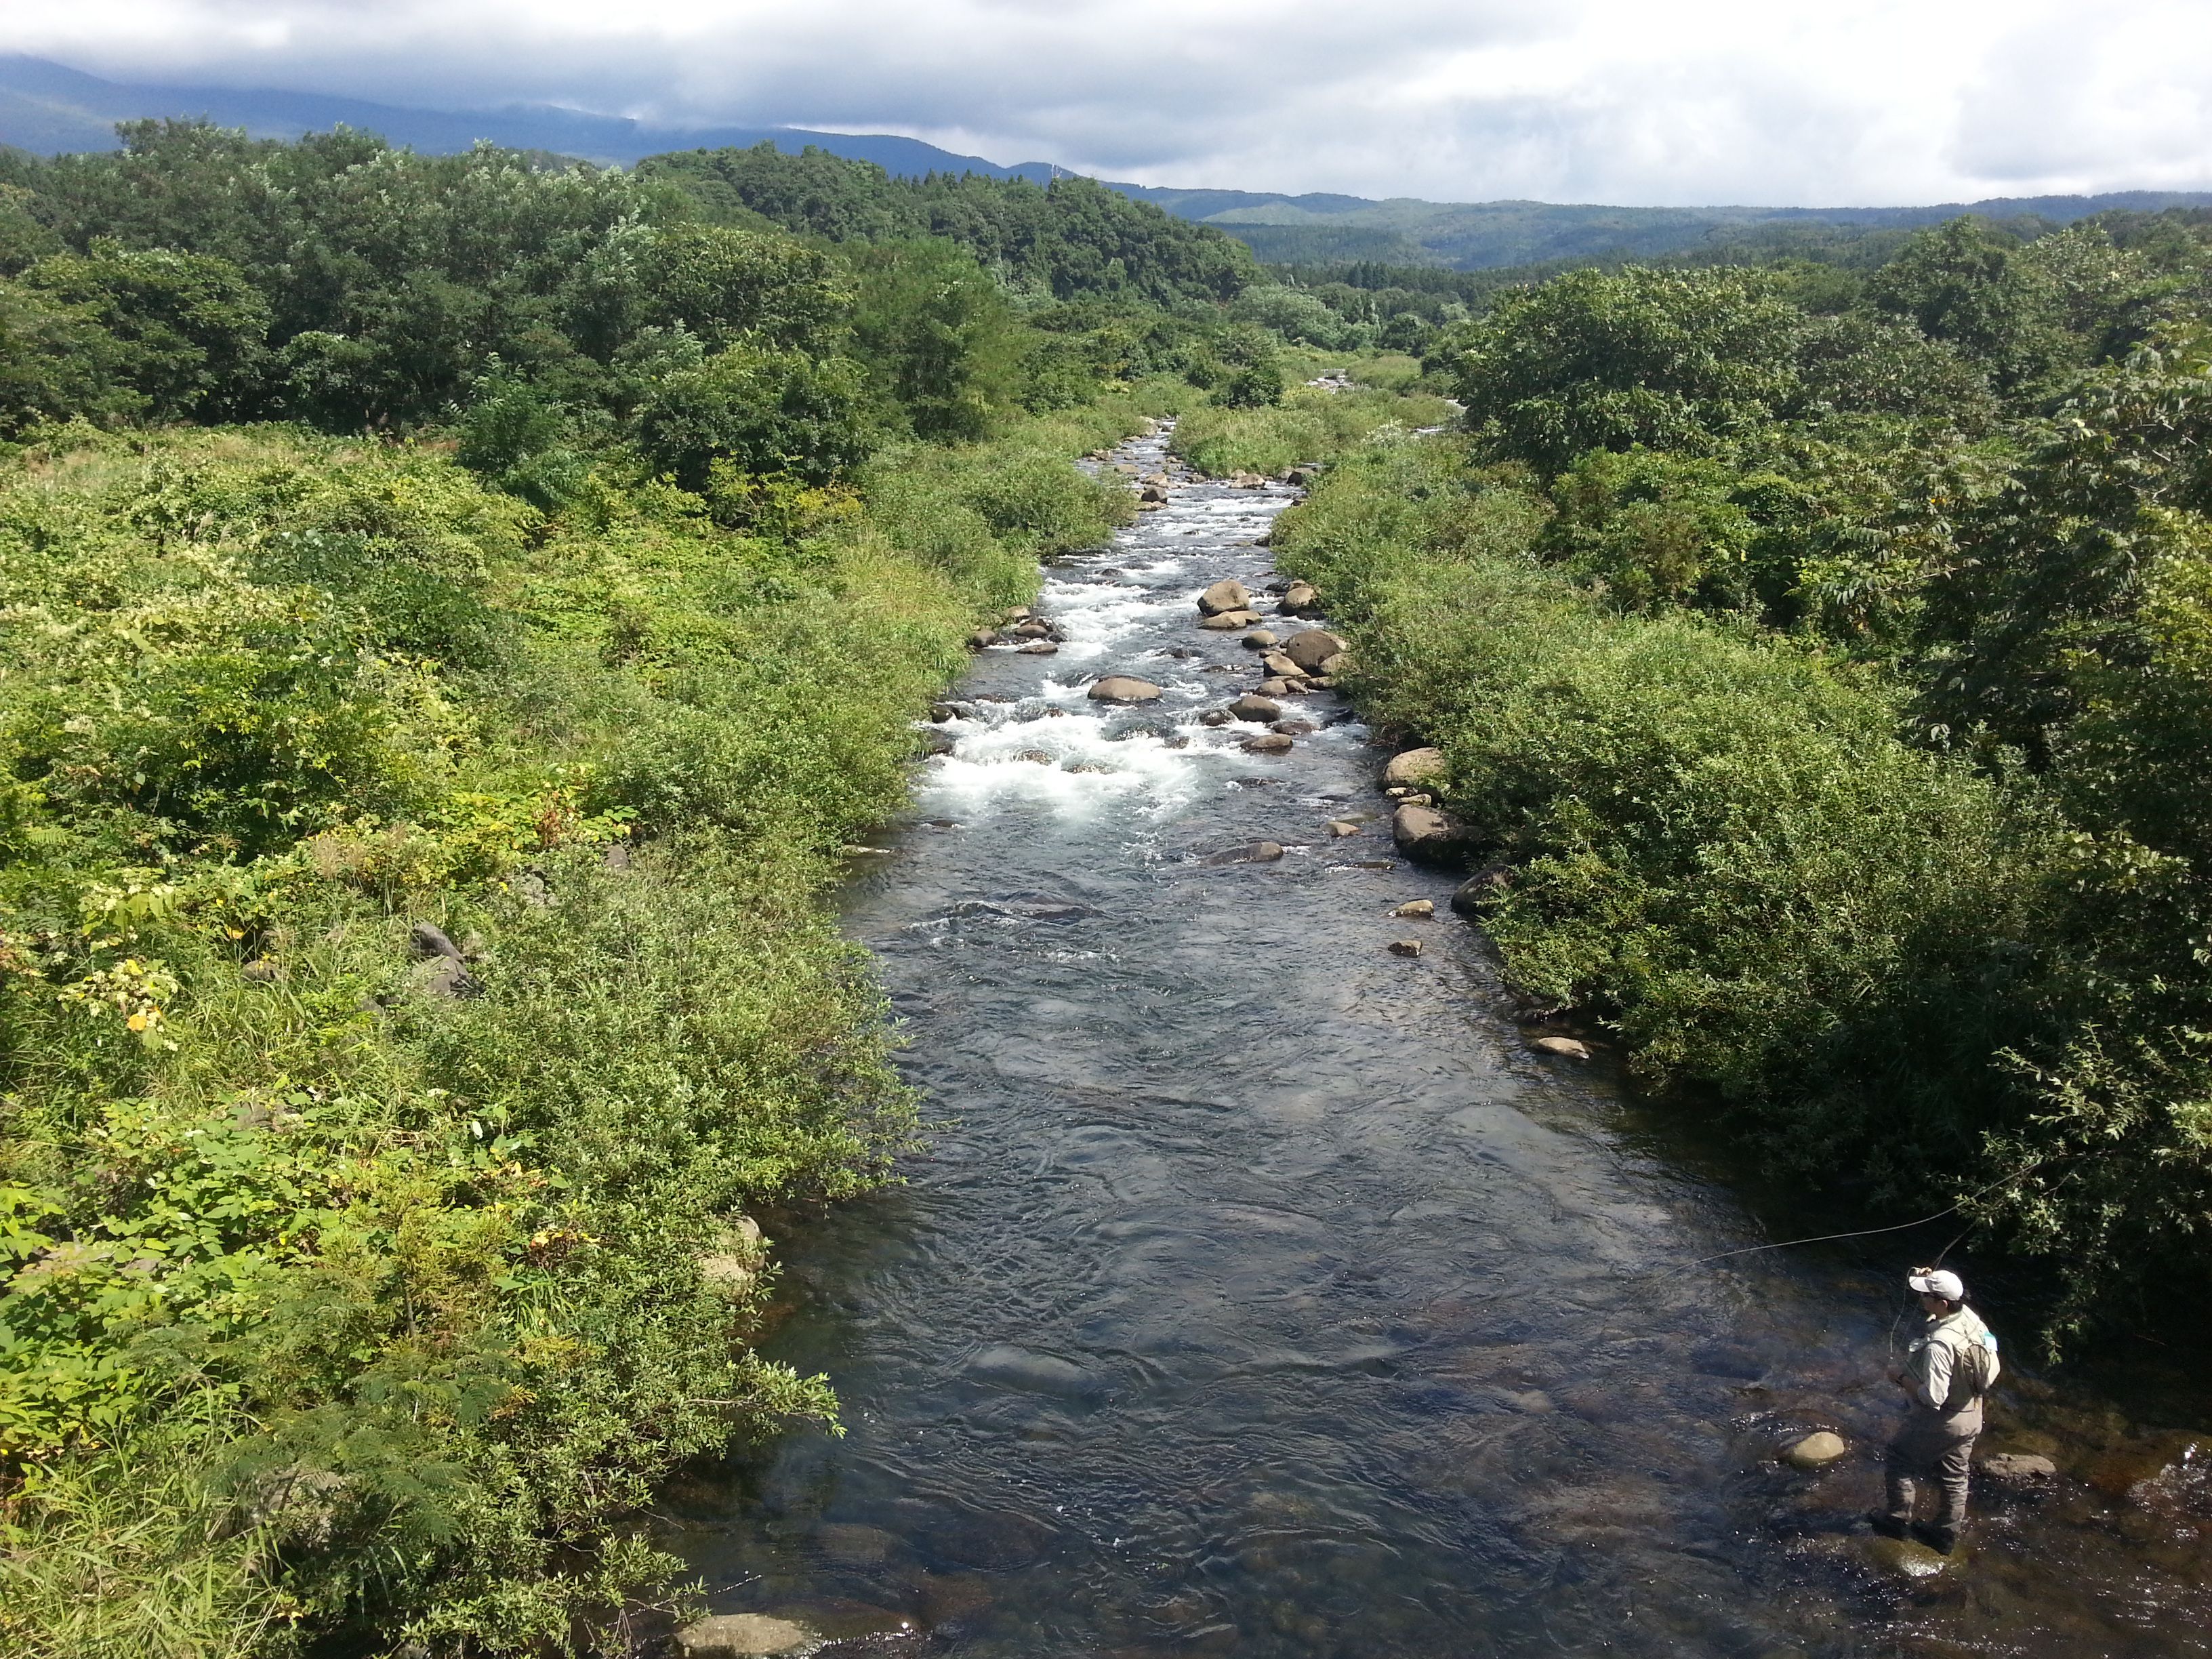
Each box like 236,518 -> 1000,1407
5,110 -> 2209,1654
1254,218 -> 2212,1351
0,124 -> 1315,1655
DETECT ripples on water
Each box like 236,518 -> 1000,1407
665,426 -> 2212,1657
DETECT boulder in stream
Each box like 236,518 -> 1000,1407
1381,747 -> 1448,790
1228,693 -> 1282,722
1283,629 -> 1347,674
1197,578 -> 1251,616
1259,651 -> 1303,679
1281,580 -> 1321,615
1199,609 -> 1259,630
1088,676 -> 1163,703
1241,630 -> 1278,650
1017,640 -> 1058,655
1326,820 -> 1361,838
1389,938 -> 1423,957
1391,802 -> 1471,864
1391,899 -> 1435,918
1451,864 -> 1511,914
1242,733 -> 1294,754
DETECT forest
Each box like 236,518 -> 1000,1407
3,111 -> 2212,1654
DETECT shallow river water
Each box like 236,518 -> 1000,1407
666,426 -> 2212,1657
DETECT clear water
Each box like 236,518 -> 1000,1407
664,428 -> 2212,1657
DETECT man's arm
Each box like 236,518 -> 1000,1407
1913,1340 -> 1955,1411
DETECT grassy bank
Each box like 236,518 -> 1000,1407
0,398 -> 1145,1653
1167,379 -> 1455,478
1271,431 -> 2212,1343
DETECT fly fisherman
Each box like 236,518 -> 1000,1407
1868,1267 -> 2000,1555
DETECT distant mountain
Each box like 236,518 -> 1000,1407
7,56 -> 2211,272
0,55 -> 1061,180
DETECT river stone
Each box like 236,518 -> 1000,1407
1015,750 -> 1054,764
966,628 -> 999,649
1017,640 -> 1058,654
676,1613 -> 817,1656
1241,630 -> 1279,649
1260,651 -> 1303,678
1281,580 -> 1321,615
1200,710 -> 1229,726
1242,733 -> 1294,754
1326,820 -> 1361,838
1452,864 -> 1512,914
1860,1534 -> 1952,1580
1317,651 -> 1351,676
1088,676 -> 1164,704
1271,720 -> 1316,736
1980,1452 -> 2059,1483
1389,938 -> 1424,957
1283,629 -> 1347,673
1003,605 -> 1033,621
1531,1036 -> 1592,1061
1382,747 -> 1449,790
1782,1431 -> 1848,1469
1391,802 -> 1471,864
1197,578 -> 1251,615
1199,611 -> 1254,630
918,729 -> 956,756
1391,899 -> 1435,919
1257,678 -> 1294,697
1229,694 -> 1282,722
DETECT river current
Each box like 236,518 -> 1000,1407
666,424 -> 2212,1657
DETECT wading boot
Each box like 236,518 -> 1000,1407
1864,1512 -> 1910,1541
1911,1522 -> 1959,1555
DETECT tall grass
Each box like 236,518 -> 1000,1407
1168,384 -> 1456,478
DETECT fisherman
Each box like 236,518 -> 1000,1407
1867,1266 -> 2000,1555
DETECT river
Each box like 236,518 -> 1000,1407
663,424 -> 2212,1657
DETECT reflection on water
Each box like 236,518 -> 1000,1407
665,427 -> 2212,1656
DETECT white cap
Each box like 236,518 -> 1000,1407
1908,1268 -> 1965,1300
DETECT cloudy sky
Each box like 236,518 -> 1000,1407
10,0 -> 2212,205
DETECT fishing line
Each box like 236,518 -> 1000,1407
1645,1153 -> 2066,1277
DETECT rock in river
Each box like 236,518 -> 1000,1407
1243,733 -> 1294,754
1283,628 -> 1347,674
1980,1452 -> 2059,1484
1451,864 -> 1511,914
1391,899 -> 1435,918
1199,609 -> 1260,630
1382,746 -> 1448,790
1530,1036 -> 1591,1061
1281,579 -> 1321,615
1229,693 -> 1282,722
1197,577 -> 1251,616
1240,630 -> 1278,650
1088,676 -> 1164,704
1391,802 -> 1470,864
1389,938 -> 1423,957
676,1612 -> 819,1656
1259,651 -> 1303,679
1782,1431 -> 1847,1469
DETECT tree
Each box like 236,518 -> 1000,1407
21,242 -> 270,421
848,240 -> 1021,440
634,345 -> 872,489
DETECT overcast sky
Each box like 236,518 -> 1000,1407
11,0 -> 2211,205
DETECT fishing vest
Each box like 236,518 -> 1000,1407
1914,1305 -> 2001,1414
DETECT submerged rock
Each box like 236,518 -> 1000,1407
1389,938 -> 1423,957
1781,1431 -> 1847,1469
675,1613 -> 818,1656
1391,899 -> 1435,919
918,729 -> 957,756
1530,1036 -> 1591,1061
1088,676 -> 1164,704
1326,820 -> 1361,838
1980,1452 -> 2060,1483
1271,719 -> 1317,736
1860,1533 -> 1954,1580
1017,640 -> 1059,655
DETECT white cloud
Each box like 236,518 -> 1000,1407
7,0 -> 2209,203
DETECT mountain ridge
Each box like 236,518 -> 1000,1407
7,56 -> 2211,271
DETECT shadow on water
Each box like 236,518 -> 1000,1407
662,425 -> 2212,1656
